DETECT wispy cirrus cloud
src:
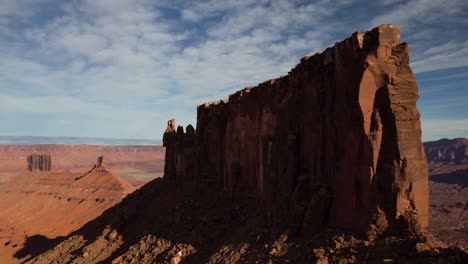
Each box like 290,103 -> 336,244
411,40 -> 468,73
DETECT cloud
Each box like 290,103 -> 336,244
0,0 -> 51,17
372,0 -> 466,28
411,40 -> 468,73
370,0 -> 468,74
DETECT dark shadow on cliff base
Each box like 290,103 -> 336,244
430,169 -> 468,187
14,234 -> 65,263
15,177 -> 468,264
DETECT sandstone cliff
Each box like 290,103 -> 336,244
27,154 -> 52,171
164,24 -> 429,234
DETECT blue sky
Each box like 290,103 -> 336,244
0,0 -> 467,142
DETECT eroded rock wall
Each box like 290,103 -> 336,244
27,154 -> 52,171
164,24 -> 428,234
163,119 -> 196,182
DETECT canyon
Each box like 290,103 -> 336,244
0,156 -> 137,263
0,144 -> 164,263
22,25 -> 467,263
424,138 -> 468,249
0,144 -> 165,187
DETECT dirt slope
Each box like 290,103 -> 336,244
0,164 -> 136,263
23,178 -> 467,264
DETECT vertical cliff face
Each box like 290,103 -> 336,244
164,24 -> 428,234
27,154 -> 52,171
163,119 -> 197,182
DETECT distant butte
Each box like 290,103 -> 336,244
27,154 -> 52,171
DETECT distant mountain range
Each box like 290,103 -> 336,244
423,137 -> 468,187
0,136 -> 161,146
424,138 -> 468,164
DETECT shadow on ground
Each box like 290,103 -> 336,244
15,177 -> 468,264
14,234 -> 65,263
430,169 -> 468,187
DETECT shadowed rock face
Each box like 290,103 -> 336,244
163,24 -> 428,235
27,154 -> 52,171
163,120 -> 196,183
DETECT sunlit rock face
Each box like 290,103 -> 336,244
164,24 -> 428,234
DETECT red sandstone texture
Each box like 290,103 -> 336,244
165,24 -> 428,234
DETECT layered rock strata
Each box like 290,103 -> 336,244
163,24 -> 429,234
27,154 -> 52,171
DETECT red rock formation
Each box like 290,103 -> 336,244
424,138 -> 468,165
90,155 -> 108,173
0,157 -> 136,263
76,156 -> 111,180
0,145 -> 165,186
163,119 -> 177,181
96,155 -> 104,167
163,119 -> 197,182
164,24 -> 428,235
27,154 -> 52,171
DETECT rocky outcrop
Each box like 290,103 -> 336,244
424,138 -> 468,164
163,119 -> 196,182
91,155 -> 108,173
0,145 -> 164,186
76,156 -> 111,180
163,24 -> 429,235
27,154 -> 52,171
96,155 -> 104,167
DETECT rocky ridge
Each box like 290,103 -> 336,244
425,138 -> 468,165
424,138 -> 468,175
